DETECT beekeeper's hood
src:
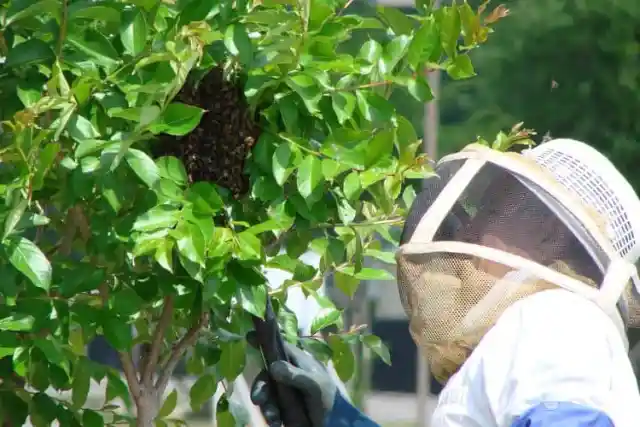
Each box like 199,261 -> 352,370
397,139 -> 640,384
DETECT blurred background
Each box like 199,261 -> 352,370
73,0 -> 640,425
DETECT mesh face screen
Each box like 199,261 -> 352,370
397,159 -> 629,383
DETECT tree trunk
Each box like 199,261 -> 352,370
136,388 -> 160,427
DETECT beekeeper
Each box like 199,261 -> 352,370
250,139 -> 640,427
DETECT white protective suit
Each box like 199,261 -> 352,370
433,289 -> 640,426
396,139 -> 640,427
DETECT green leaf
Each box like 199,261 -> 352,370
175,222 -> 206,279
333,270 -> 360,297
106,371 -> 130,404
75,139 -> 112,158
35,336 -> 66,367
186,182 -> 224,214
33,142 -> 60,191
216,399 -> 236,427
31,393 -> 58,425
224,24 -> 253,66
150,103 -> 205,136
133,205 -> 180,232
272,143 -> 293,186
102,315 -> 133,351
361,334 -> 391,365
340,266 -> 394,281
177,0 -> 218,25
280,309 -> 299,342
156,156 -> 188,186
446,54 -> 476,79
440,5 -> 461,57
189,373 -> 218,411
402,184 -> 417,208
366,130 -> 394,167
322,158 -> 348,181
111,105 -> 161,127
0,314 -> 34,331
407,74 -> 434,102
120,9 -> 148,56
297,155 -> 323,200
6,0 -> 60,26
395,115 -> 420,165
82,410 -> 104,427
239,284 -> 267,319
67,28 -> 120,68
343,172 -> 361,201
407,19 -> 441,67
358,39 -> 383,64
356,91 -> 394,125
365,249 -> 396,264
331,92 -> 356,125
458,2 -> 478,46
159,389 -> 178,417
287,74 -> 322,114
72,358 -> 91,409
69,2 -> 121,22
310,307 -> 342,334
278,94 -> 300,133
380,35 -> 411,76
4,236 -> 51,290
3,199 -> 27,241
377,6 -> 415,35
219,340 -> 246,381
125,148 -> 160,187
17,81 -> 43,107
67,114 -> 100,141
328,335 -> 355,382
5,39 -> 54,68
337,198 -> 356,225
133,232 -> 166,258
155,239 -> 175,273
236,231 -> 263,261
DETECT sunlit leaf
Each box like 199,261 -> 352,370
297,155 -> 323,200
150,103 -> 205,136
120,9 -> 148,56
4,236 -> 51,290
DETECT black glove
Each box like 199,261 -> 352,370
250,337 -> 337,427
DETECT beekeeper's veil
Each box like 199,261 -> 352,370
397,139 -> 640,384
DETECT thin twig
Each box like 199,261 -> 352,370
119,352 -> 142,401
337,0 -> 354,16
155,312 -> 209,393
98,281 -> 142,405
317,217 -> 405,229
141,296 -> 174,386
56,0 -> 68,59
329,80 -> 393,93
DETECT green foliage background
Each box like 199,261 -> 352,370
438,0 -> 640,189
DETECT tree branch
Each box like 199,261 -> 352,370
119,351 -> 141,402
140,296 -> 174,386
155,311 -> 209,393
99,282 -> 141,401
56,0 -> 68,58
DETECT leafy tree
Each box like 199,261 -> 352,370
438,0 -> 640,188
0,0 -> 502,425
